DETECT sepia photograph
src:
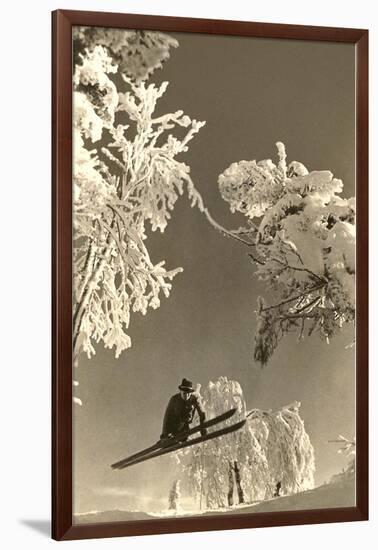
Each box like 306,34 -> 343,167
71,23 -> 357,525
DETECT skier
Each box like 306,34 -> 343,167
160,378 -> 207,442
111,404 -> 244,470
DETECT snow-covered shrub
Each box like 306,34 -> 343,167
250,402 -> 315,494
175,377 -> 315,509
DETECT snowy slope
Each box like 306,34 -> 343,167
74,473 -> 354,524
74,509 -> 152,524
204,473 -> 355,515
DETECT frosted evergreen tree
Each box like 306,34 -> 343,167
175,377 -> 315,510
212,142 -> 355,366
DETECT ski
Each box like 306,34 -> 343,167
113,417 -> 247,470
111,408 -> 237,470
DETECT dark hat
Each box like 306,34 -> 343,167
178,378 -> 194,392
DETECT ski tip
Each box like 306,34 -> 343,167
235,418 -> 247,428
111,461 -> 125,470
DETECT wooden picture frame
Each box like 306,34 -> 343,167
52,9 -> 368,541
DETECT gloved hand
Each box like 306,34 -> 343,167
160,433 -> 174,447
160,432 -> 174,440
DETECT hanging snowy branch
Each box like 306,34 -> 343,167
214,143 -> 355,366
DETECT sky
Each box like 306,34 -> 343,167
73,31 -> 356,515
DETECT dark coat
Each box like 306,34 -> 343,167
161,393 -> 206,438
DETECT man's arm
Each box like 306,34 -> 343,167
161,397 -> 175,439
193,394 -> 207,436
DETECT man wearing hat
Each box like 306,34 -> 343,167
160,379 -> 207,441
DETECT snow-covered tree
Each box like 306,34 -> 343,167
73,32 -> 206,364
328,434 -> 356,477
215,142 -> 355,365
175,377 -> 315,510
168,479 -> 181,511
251,401 -> 315,494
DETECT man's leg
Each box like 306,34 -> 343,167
175,422 -> 190,442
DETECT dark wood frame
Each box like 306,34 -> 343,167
52,9 -> 369,541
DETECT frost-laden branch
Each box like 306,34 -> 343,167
73,27 -> 179,83
213,142 -> 355,366
73,44 -> 206,361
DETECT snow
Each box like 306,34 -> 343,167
74,509 -> 152,524
218,159 -> 284,218
204,471 -> 355,515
